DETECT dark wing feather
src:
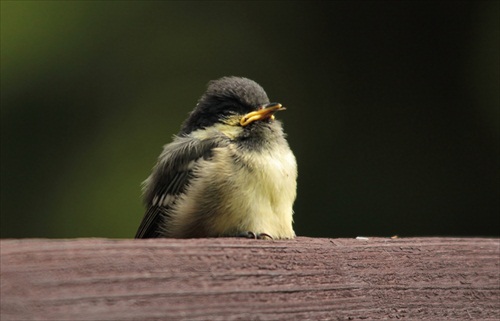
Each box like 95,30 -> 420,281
135,206 -> 169,238
134,136 -> 221,238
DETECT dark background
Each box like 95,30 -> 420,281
1,1 -> 498,239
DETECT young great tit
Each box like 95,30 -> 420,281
135,76 -> 297,240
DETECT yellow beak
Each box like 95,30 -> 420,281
240,103 -> 286,126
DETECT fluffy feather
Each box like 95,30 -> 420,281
135,77 -> 297,239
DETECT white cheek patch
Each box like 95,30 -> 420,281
190,123 -> 243,141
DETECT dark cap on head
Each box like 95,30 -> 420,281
180,77 -> 270,134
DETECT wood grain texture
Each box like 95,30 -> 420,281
1,237 -> 499,320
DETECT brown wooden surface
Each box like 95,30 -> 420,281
1,237 -> 499,320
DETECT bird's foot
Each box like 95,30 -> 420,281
236,231 -> 273,240
256,232 -> 273,240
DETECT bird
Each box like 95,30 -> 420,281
135,76 -> 297,240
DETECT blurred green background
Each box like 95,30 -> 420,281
1,1 -> 498,239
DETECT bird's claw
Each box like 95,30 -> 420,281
256,232 -> 273,240
245,231 -> 257,239
237,231 -> 273,240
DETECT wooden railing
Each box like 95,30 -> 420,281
1,237 -> 499,320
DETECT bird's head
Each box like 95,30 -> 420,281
179,77 -> 286,137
